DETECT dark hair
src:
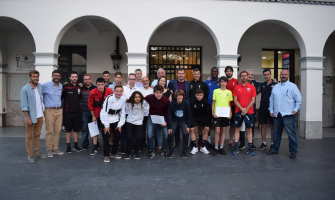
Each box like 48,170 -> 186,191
83,74 -> 91,78
126,91 -> 144,111
177,68 -> 185,72
114,85 -> 123,91
154,85 -> 164,93
174,89 -> 186,100
128,73 -> 136,78
29,70 -> 39,77
157,76 -> 167,89
195,88 -> 204,95
96,77 -> 105,84
103,71 -> 110,75
211,67 -> 218,72
225,66 -> 234,73
240,71 -> 248,76
219,76 -> 228,83
115,72 -> 122,77
193,68 -> 200,73
70,71 -> 78,77
263,68 -> 271,74
52,70 -> 61,76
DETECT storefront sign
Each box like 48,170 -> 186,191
16,54 -> 35,71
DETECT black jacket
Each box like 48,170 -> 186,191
168,100 -> 192,129
80,84 -> 97,112
189,80 -> 209,102
62,83 -> 81,113
190,98 -> 211,125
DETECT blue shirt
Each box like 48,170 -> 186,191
205,77 -> 220,104
42,81 -> 62,108
151,79 -> 170,87
109,82 -> 122,92
269,81 -> 302,117
135,81 -> 143,88
20,82 -> 44,123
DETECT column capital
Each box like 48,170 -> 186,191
126,52 -> 148,75
299,56 -> 325,70
33,52 -> 60,67
215,54 -> 240,60
126,52 -> 148,59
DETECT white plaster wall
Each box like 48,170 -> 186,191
60,28 -> 128,74
148,20 -> 217,75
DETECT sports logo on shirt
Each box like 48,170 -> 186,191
233,82 -> 235,85
199,85 -> 201,88
175,110 -> 184,117
247,88 -> 251,91
202,104 -> 203,107
194,105 -> 197,108
191,85 -> 193,89
217,83 -> 219,86
226,93 -> 229,96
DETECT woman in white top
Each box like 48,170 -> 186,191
125,91 -> 148,160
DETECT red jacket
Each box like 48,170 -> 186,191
88,87 -> 114,118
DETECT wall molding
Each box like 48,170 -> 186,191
223,0 -> 335,6
33,52 -> 60,59
215,54 -> 240,60
299,56 -> 326,63
126,52 -> 148,59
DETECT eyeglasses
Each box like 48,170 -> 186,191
84,79 -> 91,81
142,80 -> 149,82
128,79 -> 136,81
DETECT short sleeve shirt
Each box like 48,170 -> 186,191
212,89 -> 233,114
226,78 -> 238,107
233,83 -> 257,114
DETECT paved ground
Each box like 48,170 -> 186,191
1,130 -> 335,199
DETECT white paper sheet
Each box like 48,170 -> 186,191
150,115 -> 165,124
215,107 -> 230,117
88,122 -> 100,137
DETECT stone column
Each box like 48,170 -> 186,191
0,64 -> 7,127
299,56 -> 325,139
126,52 -> 148,76
216,54 -> 240,79
33,52 -> 60,84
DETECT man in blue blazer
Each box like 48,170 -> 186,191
168,68 -> 191,150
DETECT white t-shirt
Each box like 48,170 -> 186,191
35,88 -> 44,118
126,101 -> 148,125
139,87 -> 153,116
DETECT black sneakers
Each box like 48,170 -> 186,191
212,149 -> 218,156
258,143 -> 267,151
161,150 -> 167,158
134,154 -> 140,160
125,154 -> 131,160
251,144 -> 257,150
121,148 -> 126,155
219,148 -> 227,155
73,146 -> 82,152
66,146 -> 72,154
238,144 -> 246,150
266,150 -> 279,155
166,152 -> 174,159
290,153 -> 296,159
90,149 -> 98,156
147,150 -> 155,159
181,151 -> 187,159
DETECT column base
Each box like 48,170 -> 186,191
299,120 -> 322,139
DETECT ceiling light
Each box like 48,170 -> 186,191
278,51 -> 281,53
262,57 -> 266,59
152,55 -> 156,57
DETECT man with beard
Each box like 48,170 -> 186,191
267,69 -> 301,159
42,70 -> 64,158
103,71 -> 113,88
62,71 -> 83,154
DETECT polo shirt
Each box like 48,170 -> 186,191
258,80 -> 277,111
233,83 -> 257,114
212,88 -> 233,114
205,77 -> 220,104
226,78 -> 238,106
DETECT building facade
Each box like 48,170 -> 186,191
0,0 -> 334,139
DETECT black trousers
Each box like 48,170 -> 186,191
141,117 -> 148,147
103,122 -> 121,156
126,122 -> 142,154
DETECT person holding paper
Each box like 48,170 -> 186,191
232,71 -> 256,156
145,85 -> 170,159
167,89 -> 192,159
125,91 -> 148,160
99,85 -> 126,163
88,78 -> 113,156
189,88 -> 211,155
211,76 -> 233,156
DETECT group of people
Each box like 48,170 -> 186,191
20,65 -> 301,163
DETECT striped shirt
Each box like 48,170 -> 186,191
42,81 -> 62,108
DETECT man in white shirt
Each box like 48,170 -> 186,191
100,85 -> 126,162
139,76 -> 153,149
120,73 -> 138,153
151,68 -> 170,88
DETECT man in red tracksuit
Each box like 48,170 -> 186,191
88,78 -> 113,155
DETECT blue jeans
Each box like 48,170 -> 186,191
154,126 -> 163,147
81,111 -> 92,148
147,117 -> 168,151
141,117 -> 148,147
169,121 -> 189,152
271,113 -> 298,154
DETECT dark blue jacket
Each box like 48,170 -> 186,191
168,100 -> 192,129
168,79 -> 191,101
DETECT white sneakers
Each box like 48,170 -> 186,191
200,146 -> 210,154
190,147 -> 198,155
